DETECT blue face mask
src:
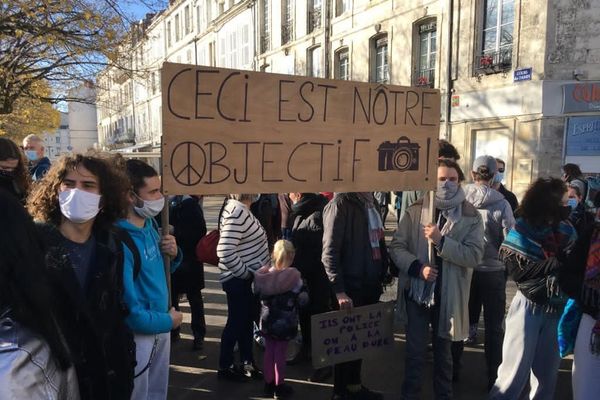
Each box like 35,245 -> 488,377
567,198 -> 578,210
493,172 -> 504,184
25,150 -> 38,161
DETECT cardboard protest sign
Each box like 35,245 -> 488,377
161,62 -> 440,194
310,302 -> 394,368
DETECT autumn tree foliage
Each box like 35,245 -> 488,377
0,79 -> 60,140
0,0 -> 131,114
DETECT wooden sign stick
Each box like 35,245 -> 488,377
428,191 -> 435,265
161,201 -> 172,309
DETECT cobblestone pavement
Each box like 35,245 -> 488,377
167,196 -> 573,399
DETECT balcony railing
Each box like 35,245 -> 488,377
474,48 -> 512,74
260,33 -> 270,54
308,8 -> 322,33
415,69 -> 435,88
282,22 -> 294,45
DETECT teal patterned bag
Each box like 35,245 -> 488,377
558,298 -> 583,358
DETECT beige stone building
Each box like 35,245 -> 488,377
96,0 -> 600,198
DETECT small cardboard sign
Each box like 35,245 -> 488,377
311,302 -> 394,368
160,63 -> 440,195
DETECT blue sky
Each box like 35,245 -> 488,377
120,0 -> 167,21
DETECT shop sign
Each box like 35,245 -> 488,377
563,82 -> 600,113
565,116 -> 600,156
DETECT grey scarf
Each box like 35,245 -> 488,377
435,185 -> 466,235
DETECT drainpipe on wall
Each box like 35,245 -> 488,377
323,0 -> 331,78
250,0 -> 258,71
130,50 -> 138,144
445,0 -> 454,140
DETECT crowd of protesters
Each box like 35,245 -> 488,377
1,133 -> 599,400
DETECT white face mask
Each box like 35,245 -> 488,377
134,195 -> 165,219
59,189 -> 101,224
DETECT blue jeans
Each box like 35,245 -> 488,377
219,277 -> 255,369
402,293 -> 452,400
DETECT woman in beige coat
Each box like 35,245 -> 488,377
390,159 -> 484,400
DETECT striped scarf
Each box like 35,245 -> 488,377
356,193 -> 384,260
501,218 -> 577,261
501,218 -> 577,311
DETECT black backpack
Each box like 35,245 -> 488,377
114,220 -> 160,281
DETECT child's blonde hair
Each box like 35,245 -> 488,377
273,239 -> 295,270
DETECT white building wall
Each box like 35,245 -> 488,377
68,85 -> 98,153
43,112 -> 70,161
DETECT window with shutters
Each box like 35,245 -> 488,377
185,6 -> 191,34
335,0 -> 350,17
281,0 -> 294,45
260,0 -> 270,53
371,34 -> 388,83
415,20 -> 436,87
308,46 -> 322,77
335,48 -> 349,80
475,0 -> 514,74
308,0 -> 322,33
167,21 -> 172,47
175,14 -> 181,41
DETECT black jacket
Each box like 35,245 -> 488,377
29,157 -> 51,181
498,184 -> 519,214
322,193 -> 388,296
560,219 -> 599,318
170,196 -> 207,288
38,224 -> 135,400
290,194 -> 329,277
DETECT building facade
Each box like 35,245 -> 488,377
68,83 -> 98,154
96,0 -> 600,198
43,112 -> 70,161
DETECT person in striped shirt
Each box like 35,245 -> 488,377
217,194 -> 271,382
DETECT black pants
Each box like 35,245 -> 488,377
171,265 -> 206,340
459,270 -> 507,386
298,267 -> 335,349
333,289 -> 381,395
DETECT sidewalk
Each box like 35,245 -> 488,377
167,196 -> 573,399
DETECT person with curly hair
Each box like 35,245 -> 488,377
27,153 -> 136,400
0,137 -> 31,201
490,178 -> 577,400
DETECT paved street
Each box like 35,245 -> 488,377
167,196 -> 574,400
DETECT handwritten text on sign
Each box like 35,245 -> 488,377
161,63 -> 440,194
311,302 -> 394,368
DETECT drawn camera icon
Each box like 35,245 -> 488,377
377,136 -> 420,172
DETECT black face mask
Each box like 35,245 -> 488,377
0,169 -> 15,181
559,205 -> 572,221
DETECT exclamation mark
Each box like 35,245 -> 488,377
425,138 -> 431,181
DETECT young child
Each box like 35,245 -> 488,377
254,240 -> 308,399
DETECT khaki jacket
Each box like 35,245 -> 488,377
390,195 -> 484,341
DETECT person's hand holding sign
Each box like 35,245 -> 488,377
420,264 -> 438,282
161,234 -> 178,258
423,223 -> 442,247
336,292 -> 353,311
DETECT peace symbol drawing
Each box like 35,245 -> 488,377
170,141 -> 206,186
